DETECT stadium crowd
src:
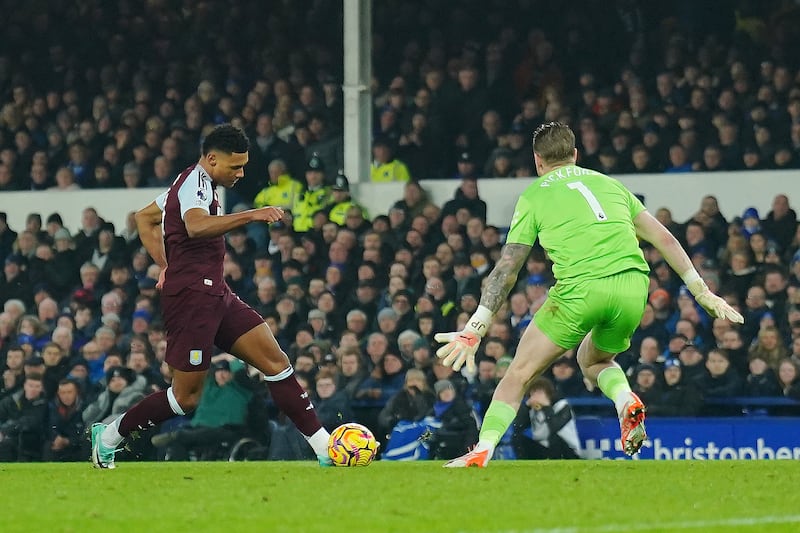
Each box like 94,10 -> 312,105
2,0 -> 800,462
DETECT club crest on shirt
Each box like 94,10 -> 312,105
189,349 -> 203,366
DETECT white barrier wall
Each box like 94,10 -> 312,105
357,169 -> 799,228
0,188 -> 225,235
0,170 -> 798,234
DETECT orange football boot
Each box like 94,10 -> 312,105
620,392 -> 647,456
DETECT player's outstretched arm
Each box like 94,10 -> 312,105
633,210 -> 743,323
435,242 -> 531,372
135,200 -> 167,269
183,206 -> 284,239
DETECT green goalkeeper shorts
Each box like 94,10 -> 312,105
533,269 -> 649,353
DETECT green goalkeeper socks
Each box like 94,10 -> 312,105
478,401 -> 518,447
597,365 -> 632,416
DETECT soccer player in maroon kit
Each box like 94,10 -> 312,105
91,124 -> 332,467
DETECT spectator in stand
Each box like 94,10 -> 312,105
150,358 -> 255,461
665,145 -> 693,173
744,354 -> 782,397
292,154 -> 332,234
622,336 -> 663,379
748,326 -> 789,371
631,303 -> 669,355
451,151 -> 479,181
51,167 -> 80,191
762,194 -> 797,252
702,348 -> 743,401
336,347 -> 367,400
370,137 -> 411,183
353,351 -> 406,438
326,173 -> 368,227
630,363 -> 662,407
777,358 -> 800,400
1,254 -> 33,309
82,366 -> 147,426
549,355 -> 588,398
0,373 -> 48,461
631,145 -> 659,173
41,341 -> 70,398
397,110 -> 443,179
740,208 -> 762,240
741,146 -> 765,170
469,110 -> 503,172
677,343 -> 707,387
44,378 -> 85,462
0,213 -> 18,261
648,359 -> 703,417
377,368 -> 435,439
312,368 -> 353,432
441,177 -> 487,222
244,114 -> 291,204
253,159 -> 303,212
427,378 -> 478,460
1,344 -> 26,400
392,181 -> 431,220
511,376 -> 582,460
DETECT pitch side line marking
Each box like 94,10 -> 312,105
485,514 -> 800,533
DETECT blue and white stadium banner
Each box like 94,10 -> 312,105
577,417 -> 800,460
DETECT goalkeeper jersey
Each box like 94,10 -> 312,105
505,164 -> 650,283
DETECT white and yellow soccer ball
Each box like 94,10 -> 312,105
327,422 -> 379,466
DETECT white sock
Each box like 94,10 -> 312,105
305,428 -> 331,457
476,439 -> 496,454
101,417 -> 124,448
614,392 -> 633,419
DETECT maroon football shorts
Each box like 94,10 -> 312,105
161,286 -> 265,372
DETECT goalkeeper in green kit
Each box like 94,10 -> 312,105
436,122 -> 743,467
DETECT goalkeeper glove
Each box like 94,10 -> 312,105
683,270 -> 744,324
434,306 -> 492,373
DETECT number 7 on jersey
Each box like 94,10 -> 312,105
567,181 -> 607,221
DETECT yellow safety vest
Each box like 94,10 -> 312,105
328,200 -> 369,226
293,186 -> 332,232
253,174 -> 304,210
370,160 -> 411,182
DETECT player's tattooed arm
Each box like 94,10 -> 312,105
479,243 -> 532,314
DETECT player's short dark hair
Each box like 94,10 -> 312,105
532,121 -> 576,164
202,124 -> 250,155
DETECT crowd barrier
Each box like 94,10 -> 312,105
569,397 -> 800,460
577,416 -> 800,460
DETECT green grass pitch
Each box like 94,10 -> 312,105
2,461 -> 799,532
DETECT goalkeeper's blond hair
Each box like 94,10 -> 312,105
532,121 -> 576,165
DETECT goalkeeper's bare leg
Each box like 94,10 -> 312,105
444,323 -> 565,467
578,332 -> 646,456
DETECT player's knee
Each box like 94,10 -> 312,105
173,390 -> 202,413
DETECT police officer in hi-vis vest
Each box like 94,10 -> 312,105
326,171 -> 368,226
292,154 -> 332,233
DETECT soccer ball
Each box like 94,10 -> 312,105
328,422 -> 379,466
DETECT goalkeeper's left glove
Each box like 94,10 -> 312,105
683,269 -> 744,324
434,306 -> 492,374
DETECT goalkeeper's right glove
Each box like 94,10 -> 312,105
433,305 -> 493,374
